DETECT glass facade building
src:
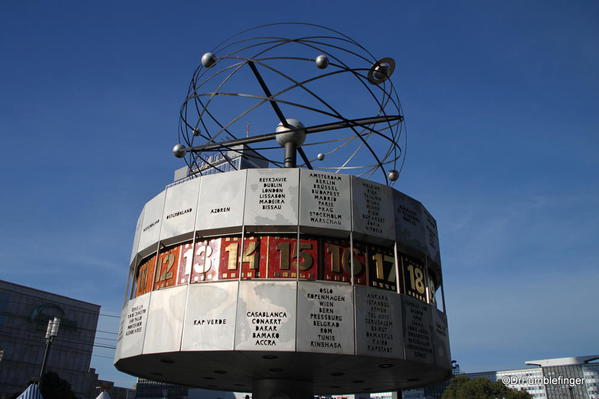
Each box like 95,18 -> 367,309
0,280 -> 100,399
402,355 -> 599,399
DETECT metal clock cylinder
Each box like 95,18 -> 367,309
114,168 -> 450,396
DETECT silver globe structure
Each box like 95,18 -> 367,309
175,22 -> 406,185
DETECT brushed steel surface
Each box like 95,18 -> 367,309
138,191 -> 165,253
299,169 -> 351,232
297,281 -> 354,354
196,170 -> 247,231
130,209 -> 144,264
143,285 -> 188,354
402,295 -> 434,364
422,206 -> 441,266
432,309 -> 451,368
244,169 -> 299,226
119,293 -> 150,359
181,281 -> 239,351
113,305 -> 127,363
235,281 -> 297,351
355,285 -> 404,359
393,190 -> 426,256
351,177 -> 395,242
160,177 -> 200,241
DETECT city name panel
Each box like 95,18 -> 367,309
114,168 -> 450,394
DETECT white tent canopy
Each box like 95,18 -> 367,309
16,384 -> 44,399
96,391 -> 112,399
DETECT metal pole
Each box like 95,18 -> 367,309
284,142 -> 297,168
253,379 -> 313,399
39,337 -> 52,380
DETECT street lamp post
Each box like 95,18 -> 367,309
568,385 -> 575,399
39,317 -> 61,382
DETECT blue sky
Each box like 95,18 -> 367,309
1,0 -> 598,389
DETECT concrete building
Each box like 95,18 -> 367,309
467,355 -> 599,399
172,145 -> 269,182
95,378 -> 136,399
0,280 -> 100,398
403,355 -> 599,399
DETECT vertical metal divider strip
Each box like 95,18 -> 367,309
265,230 -> 270,278
115,262 -> 134,362
393,239 -> 402,358
239,225 -> 246,282
238,168 -> 250,282
441,275 -> 447,315
349,176 -> 358,356
126,209 -> 143,304
424,256 -> 431,304
123,263 -> 133,306
426,256 -> 438,365
126,217 -> 136,303
296,227 -> 300,282
140,188 -> 168,355
424,255 -> 434,365
353,271 -> 358,357
399,249 -> 407,360
179,175 -> 202,352
400,256 -> 407,299
394,242 -> 400,294
295,168 -> 301,354
233,169 -> 249,351
128,261 -> 136,302
350,176 -> 355,286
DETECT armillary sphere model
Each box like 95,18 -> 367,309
173,22 -> 405,185
115,23 -> 450,399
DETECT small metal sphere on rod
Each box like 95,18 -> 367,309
172,144 -> 186,158
201,52 -> 217,68
315,55 -> 329,69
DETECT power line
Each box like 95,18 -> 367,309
0,332 -> 116,353
94,344 -> 117,350
92,353 -> 115,360
96,337 -> 118,342
0,310 -> 119,336
0,334 -> 115,359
